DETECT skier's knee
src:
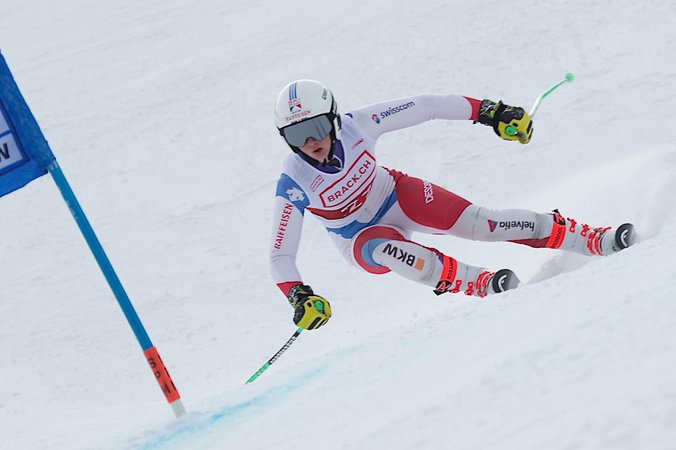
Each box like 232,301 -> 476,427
351,225 -> 407,274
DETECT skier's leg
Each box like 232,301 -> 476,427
388,170 -> 634,256
349,224 -> 519,297
452,206 -> 635,256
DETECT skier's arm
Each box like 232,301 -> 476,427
270,175 -> 332,330
270,188 -> 306,297
349,94 -> 533,144
348,94 -> 480,140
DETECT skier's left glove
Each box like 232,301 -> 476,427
287,284 -> 332,330
476,99 -> 533,144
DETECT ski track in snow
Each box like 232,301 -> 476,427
527,146 -> 676,284
132,345 -> 360,449
134,366 -> 328,450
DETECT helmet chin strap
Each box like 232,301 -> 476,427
322,140 -> 343,169
325,138 -> 335,160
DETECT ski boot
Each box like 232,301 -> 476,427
546,210 -> 636,256
433,255 -> 520,298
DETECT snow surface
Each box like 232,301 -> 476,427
1,1 -> 676,449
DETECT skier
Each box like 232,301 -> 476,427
270,79 -> 635,331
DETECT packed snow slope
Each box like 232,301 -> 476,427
1,1 -> 675,449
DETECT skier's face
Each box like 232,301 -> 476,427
298,134 -> 332,162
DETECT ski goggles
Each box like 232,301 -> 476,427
280,114 -> 333,147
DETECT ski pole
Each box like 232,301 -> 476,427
505,72 -> 575,137
245,328 -> 303,384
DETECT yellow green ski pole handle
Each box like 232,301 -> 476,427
245,328 -> 303,384
505,72 -> 575,137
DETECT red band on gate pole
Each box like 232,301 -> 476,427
144,346 -> 181,404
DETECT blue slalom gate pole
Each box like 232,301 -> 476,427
1,49 -> 184,418
47,160 -> 186,418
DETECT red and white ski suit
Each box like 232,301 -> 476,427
270,94 -> 559,297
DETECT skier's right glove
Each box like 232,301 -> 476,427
287,284 -> 332,330
476,99 -> 533,144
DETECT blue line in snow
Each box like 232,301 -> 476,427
135,366 -> 326,450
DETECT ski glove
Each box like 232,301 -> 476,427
476,99 -> 533,144
287,284 -> 332,330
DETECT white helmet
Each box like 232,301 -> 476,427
274,79 -> 341,150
